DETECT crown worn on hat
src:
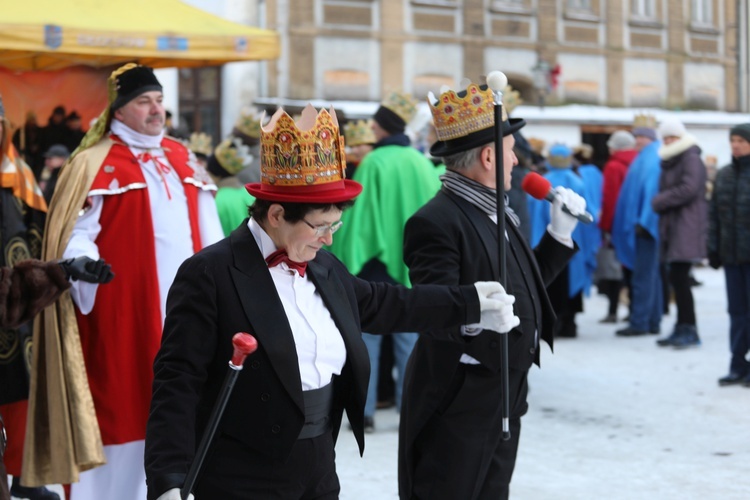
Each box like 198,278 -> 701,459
381,91 -> 418,124
233,108 -> 263,145
212,137 -> 251,176
246,104 -> 362,203
344,119 -> 376,147
428,80 -> 526,157
188,132 -> 213,157
633,113 -> 657,129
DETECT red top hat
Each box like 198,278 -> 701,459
246,104 -> 362,203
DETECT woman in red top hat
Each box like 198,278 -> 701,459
144,104 -> 519,500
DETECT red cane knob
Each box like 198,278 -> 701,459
230,332 -> 258,368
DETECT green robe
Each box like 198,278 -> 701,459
329,145 -> 441,286
216,186 -> 255,236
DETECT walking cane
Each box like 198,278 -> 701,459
486,71 -> 512,442
181,332 -> 258,499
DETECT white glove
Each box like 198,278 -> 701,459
157,488 -> 194,500
473,282 -> 521,334
547,186 -> 586,241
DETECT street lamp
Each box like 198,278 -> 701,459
531,59 -> 551,108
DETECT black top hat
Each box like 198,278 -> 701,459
111,66 -> 163,111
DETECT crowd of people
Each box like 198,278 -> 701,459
1,61 -> 748,500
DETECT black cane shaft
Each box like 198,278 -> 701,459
181,367 -> 242,499
493,102 -> 511,442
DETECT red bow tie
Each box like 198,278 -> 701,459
265,249 -> 308,277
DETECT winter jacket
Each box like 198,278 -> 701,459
651,135 -> 707,263
600,149 -> 638,232
708,154 -> 750,265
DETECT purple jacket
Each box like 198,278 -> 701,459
651,136 -> 707,262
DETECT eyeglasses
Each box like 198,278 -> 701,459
301,219 -> 343,237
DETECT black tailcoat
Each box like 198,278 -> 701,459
398,190 -> 576,499
145,222 -> 480,499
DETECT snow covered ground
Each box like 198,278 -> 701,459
29,266 -> 749,499
335,265 -> 750,500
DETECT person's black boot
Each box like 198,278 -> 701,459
656,326 -> 683,347
10,477 -> 60,500
671,324 -> 701,349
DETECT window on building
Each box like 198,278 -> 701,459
567,0 -> 592,10
631,0 -> 656,18
178,66 -> 222,142
691,0 -> 712,24
318,0 -> 377,29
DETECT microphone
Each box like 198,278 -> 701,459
521,172 -> 594,224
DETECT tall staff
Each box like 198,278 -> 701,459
486,70 -> 511,441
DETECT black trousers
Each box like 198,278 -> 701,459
668,262 -> 696,325
410,365 -> 527,500
195,431 -> 339,499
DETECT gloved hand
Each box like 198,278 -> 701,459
473,282 -> 521,334
547,186 -> 586,241
156,488 -> 194,500
708,252 -> 721,270
58,256 -> 115,284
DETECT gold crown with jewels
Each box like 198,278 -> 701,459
381,91 -> 419,124
233,108 -> 263,139
633,113 -> 657,128
214,137 -> 252,175
260,104 -> 347,188
187,132 -> 213,157
343,119 -> 377,147
429,83 -> 508,142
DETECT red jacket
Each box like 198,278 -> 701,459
600,149 -> 638,232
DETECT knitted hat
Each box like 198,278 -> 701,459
110,65 -> 162,111
43,144 -> 70,159
658,118 -> 686,139
547,143 -> 573,168
730,123 -> 750,143
606,130 -> 636,151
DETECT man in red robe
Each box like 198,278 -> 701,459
24,64 -> 224,499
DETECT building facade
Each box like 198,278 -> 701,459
263,0 -> 740,112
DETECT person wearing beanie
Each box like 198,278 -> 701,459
650,120 -> 707,348
710,123 -> 750,386
612,117 -> 663,338
143,104 -> 516,500
39,143 -> 70,203
597,131 -> 638,323
206,137 -> 256,236
528,144 -> 596,338
26,63 -> 224,499
328,91 -> 441,433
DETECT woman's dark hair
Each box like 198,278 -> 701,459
249,199 -> 355,223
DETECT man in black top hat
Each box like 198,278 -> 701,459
398,81 -> 585,500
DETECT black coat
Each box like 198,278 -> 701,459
144,222 -> 481,499
398,190 -> 575,499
